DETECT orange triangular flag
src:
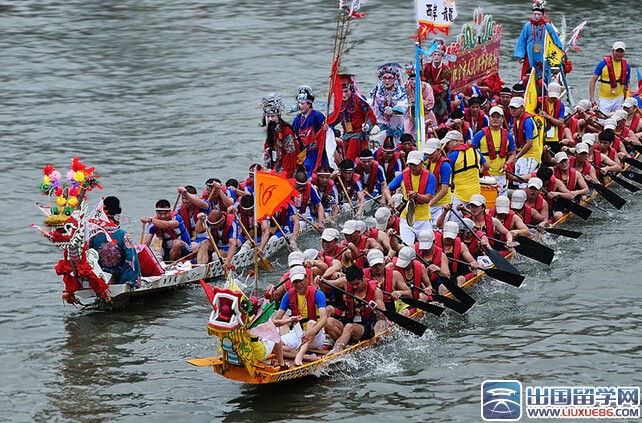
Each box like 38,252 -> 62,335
254,171 -> 299,221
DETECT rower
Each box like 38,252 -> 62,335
340,220 -> 382,269
524,177 -> 550,220
373,137 -> 403,184
374,206 -> 401,237
363,249 -> 411,316
423,137 -> 453,224
397,133 -> 417,168
312,165 -> 340,222
437,221 -> 477,288
471,106 -> 516,195
458,216 -> 490,258
553,152 -> 590,203
622,97 -> 642,136
489,195 -> 531,242
568,142 -> 599,184
355,149 -> 392,204
601,118 -> 628,159
293,167 -> 326,230
177,185 -> 210,240
413,229 -> 450,291
201,178 -> 233,211
233,195 -> 271,258
464,96 -> 489,134
611,110 -> 641,152
336,159 -> 366,219
359,220 -> 393,257
594,131 -> 623,174
193,209 -> 240,269
534,166 -> 574,220
510,189 -> 546,227
273,265 -> 328,366
141,199 -> 193,262
389,246 -> 432,301
465,194 -> 515,251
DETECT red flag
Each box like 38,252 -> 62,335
326,58 -> 343,125
255,171 -> 299,221
199,279 -> 216,308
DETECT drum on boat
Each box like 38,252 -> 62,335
479,176 -> 498,210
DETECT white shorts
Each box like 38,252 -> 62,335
514,158 -> 540,188
430,205 -> 444,226
399,217 -> 433,246
598,96 -> 624,115
281,323 -> 326,350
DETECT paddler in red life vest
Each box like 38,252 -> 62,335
201,178 -> 234,211
387,150 -> 437,245
177,185 -> 210,241
272,265 -> 327,366
611,110 -> 642,153
471,106 -> 517,196
465,194 -> 516,251
589,41 -> 631,113
358,220 -> 393,260
312,165 -> 340,222
594,130 -> 623,170
464,96 -> 489,134
540,82 -> 566,153
364,249 -> 412,316
266,250 -> 306,303
414,229 -> 450,291
355,149 -> 392,205
398,133 -> 417,168
193,209 -> 240,269
323,265 -> 387,351
498,87 -> 513,128
336,159 -> 366,218
456,216 -> 491,258
318,228 -> 343,270
443,109 -> 474,141
389,246 -> 433,300
423,138 -> 453,225
340,220 -> 383,269
293,167 -> 326,230
490,196 -> 531,243
510,189 -> 546,229
524,177 -> 550,219
443,130 -> 490,217
553,151 -> 590,201
509,96 -> 542,186
231,195 -> 272,258
373,137 -> 404,184
437,221 -> 478,289
567,142 -> 599,184
141,199 -> 193,262
622,97 -> 642,136
328,74 -> 377,162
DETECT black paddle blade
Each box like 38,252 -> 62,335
399,296 -> 445,317
554,196 -> 592,220
631,144 -> 642,154
486,247 -> 522,276
514,235 -> 555,265
591,182 -> 627,210
434,278 -> 476,314
608,173 -> 640,192
622,157 -> 642,171
544,227 -> 583,239
483,267 -> 526,287
620,170 -> 642,184
383,309 -> 428,337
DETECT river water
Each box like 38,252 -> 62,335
2,1 -> 641,422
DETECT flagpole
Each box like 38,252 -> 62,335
415,43 -> 424,151
253,169 -> 259,294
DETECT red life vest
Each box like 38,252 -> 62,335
402,167 -> 430,196
296,181 -> 312,213
374,149 -> 401,182
629,114 -> 641,133
393,258 -> 425,300
513,112 -> 535,149
340,235 -> 368,268
287,285 -> 319,320
474,213 -> 496,244
368,227 -> 380,242
515,203 -> 533,225
355,159 -> 381,193
490,209 -> 515,241
178,204 -> 200,237
441,237 -> 463,274
603,56 -> 629,90
212,213 -> 236,245
413,245 -> 443,284
311,174 -> 335,196
154,211 -> 181,242
553,166 -> 578,191
481,127 -> 509,160
363,267 -> 394,306
465,108 -> 487,133
341,173 -> 362,201
526,193 -> 545,214
345,279 -> 378,321
569,156 -> 591,176
427,155 -> 450,186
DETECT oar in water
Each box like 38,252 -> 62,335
378,288 -> 445,317
507,170 -> 592,221
600,169 -> 640,193
449,209 -> 525,285
620,170 -> 642,184
295,212 -> 321,233
526,224 -> 582,239
447,256 -> 525,288
363,190 -> 382,205
621,157 -> 642,171
318,279 -> 428,337
489,235 -> 555,265
587,181 -> 627,210
233,211 -> 275,272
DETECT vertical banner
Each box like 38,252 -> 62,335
415,0 -> 457,41
415,44 -> 425,151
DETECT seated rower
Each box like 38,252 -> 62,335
534,166 -> 575,220
336,159 -> 367,218
553,152 -> 590,201
510,189 -> 546,229
622,97 -> 642,137
233,196 -> 271,258
568,142 -> 599,184
489,195 -> 531,241
359,220 -> 393,260
325,265 -> 387,351
373,137 -> 403,184
238,163 -> 263,195
465,194 -> 515,251
141,199 -> 192,262
355,149 -> 393,205
593,131 -> 623,176
363,250 -> 411,316
89,196 -> 141,287
525,178 -> 550,220
177,185 -> 210,240
272,266 -> 327,366
312,165 -> 340,222
293,167 -> 326,230
374,206 -> 401,240
413,229 -> 450,292
340,220 -> 383,269
458,216 -> 490,258
201,178 -> 234,211
272,203 -> 300,251
611,111 -> 641,153
436,221 -> 477,288
193,209 -> 240,269
388,246 -> 432,301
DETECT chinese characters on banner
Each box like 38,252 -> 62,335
416,0 -> 457,40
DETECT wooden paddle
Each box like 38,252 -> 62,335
140,222 -> 146,244
318,278 -> 428,337
378,288 -> 445,317
295,212 -> 321,233
620,170 -> 642,184
525,224 -> 583,239
489,235 -> 555,265
587,181 -> 626,210
233,211 -> 275,272
205,225 -> 231,279
336,175 -> 356,214
449,209 -> 524,283
172,192 -> 181,211
446,256 -> 525,288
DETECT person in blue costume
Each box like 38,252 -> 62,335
89,196 -> 141,288
514,0 -> 564,85
292,86 -> 328,177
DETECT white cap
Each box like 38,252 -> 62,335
612,41 -> 626,51
603,118 -> 617,130
443,130 -> 464,144
320,228 -> 340,242
443,221 -> 459,239
495,195 -> 510,214
418,229 -> 435,249
581,133 -> 595,146
460,218 -> 475,232
355,220 -> 367,234
288,251 -> 304,267
511,190 -> 527,210
547,82 -> 562,99
341,220 -> 358,235
528,177 -> 543,189
469,194 -> 486,206
374,207 -> 392,230
406,150 -> 423,165
488,106 -> 504,116
509,97 -> 525,108
423,138 -> 442,154
623,97 -> 638,109
613,110 -> 628,122
367,249 -> 385,266
554,151 -> 569,163
576,99 -> 592,112
396,246 -> 416,268
575,142 -> 590,154
290,265 -> 306,281
302,248 -> 318,262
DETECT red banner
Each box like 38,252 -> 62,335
449,39 -> 500,93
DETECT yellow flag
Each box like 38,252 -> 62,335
544,31 -> 564,67
524,69 -> 539,115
